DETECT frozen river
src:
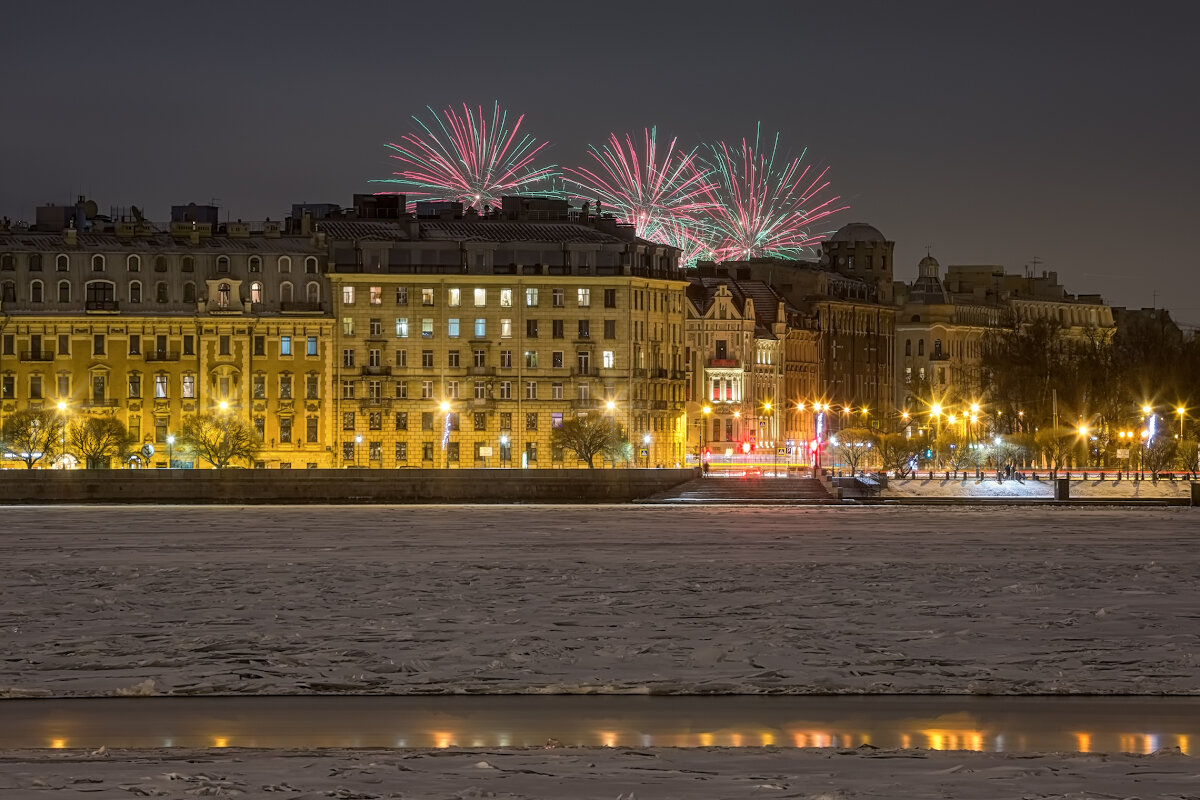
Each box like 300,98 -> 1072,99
2,504 -> 1197,698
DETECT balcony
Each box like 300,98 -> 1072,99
653,368 -> 669,379
708,358 -> 739,368
359,397 -> 392,409
144,350 -> 181,362
572,398 -> 599,410
85,299 -> 120,312
652,400 -> 669,410
929,351 -> 950,362
361,365 -> 392,376
83,398 -> 119,408
280,301 -> 322,313
671,370 -> 687,380
19,350 -> 54,362
469,366 -> 495,376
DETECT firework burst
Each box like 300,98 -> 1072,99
698,126 -> 847,261
375,102 -> 558,210
565,127 -> 715,262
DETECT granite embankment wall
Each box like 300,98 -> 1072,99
0,468 -> 699,504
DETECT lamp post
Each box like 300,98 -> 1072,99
166,435 -> 175,469
930,403 -> 943,469
701,405 -> 711,468
56,401 -> 68,469
763,401 -> 775,476
642,433 -> 651,469
354,434 -> 362,468
1177,406 -> 1187,438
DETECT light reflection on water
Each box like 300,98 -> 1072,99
10,696 -> 1197,754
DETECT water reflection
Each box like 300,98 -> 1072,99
8,696 -> 1197,754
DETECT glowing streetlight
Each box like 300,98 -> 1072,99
166,434 -> 175,468
605,400 -> 616,412
218,400 -> 229,412
642,433 -> 651,468
57,401 -> 67,412
439,400 -> 451,413
1177,406 -> 1187,438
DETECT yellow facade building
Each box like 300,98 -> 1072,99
322,206 -> 689,469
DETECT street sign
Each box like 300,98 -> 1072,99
1116,448 -> 1130,459
639,448 -> 649,458
776,447 -> 786,457
141,444 -> 155,460
479,446 -> 493,457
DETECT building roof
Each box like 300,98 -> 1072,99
0,231 -> 323,254
420,221 -> 628,245
828,222 -> 887,244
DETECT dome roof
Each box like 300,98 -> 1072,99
919,254 -> 940,269
828,222 -> 886,244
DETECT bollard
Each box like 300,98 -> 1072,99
1054,478 -> 1071,501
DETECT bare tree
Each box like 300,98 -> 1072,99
833,427 -> 877,474
1,408 -> 64,469
876,432 -> 926,477
602,424 -> 634,467
1143,437 -> 1178,479
178,412 -> 262,468
67,415 -> 137,469
551,415 -> 625,468
1179,439 -> 1199,478
1035,426 -> 1077,477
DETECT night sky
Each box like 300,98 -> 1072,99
3,1 -> 1197,323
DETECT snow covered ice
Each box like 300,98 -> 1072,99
2,503 -> 1199,797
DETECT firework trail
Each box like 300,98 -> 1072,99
698,125 -> 847,261
565,127 -> 715,263
376,102 -> 558,210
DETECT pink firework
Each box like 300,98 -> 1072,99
376,102 -> 558,210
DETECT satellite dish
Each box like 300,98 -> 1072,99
83,200 -> 99,219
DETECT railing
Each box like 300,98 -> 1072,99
708,358 -> 739,368
144,350 -> 181,362
83,399 -> 119,408
469,366 -> 494,376
85,299 -> 120,312
359,398 -> 392,408
929,352 -> 950,361
572,398 -> 599,410
19,350 -> 54,361
653,368 -> 669,379
280,301 -> 321,313
652,400 -> 669,410
361,365 -> 392,376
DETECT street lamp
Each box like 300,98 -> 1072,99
354,434 -> 362,468
642,433 -> 651,468
56,401 -> 68,469
701,405 -> 712,468
1177,406 -> 1187,438
166,435 -> 175,468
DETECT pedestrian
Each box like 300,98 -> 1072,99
702,461 -> 710,477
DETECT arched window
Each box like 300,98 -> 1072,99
280,281 -> 294,303
278,256 -> 292,273
56,254 -> 70,271
304,256 -> 319,274
91,254 -> 106,272
917,340 -> 924,356
58,280 -> 71,302
85,280 -> 116,309
306,281 -> 320,304
129,281 -> 142,303
217,282 -> 231,307
29,254 -> 42,271
154,255 -> 167,272
248,256 -> 262,273
127,255 -> 141,272
0,280 -> 15,302
156,282 -> 168,303
30,280 -> 43,303
250,281 -> 263,304
905,339 -> 911,356
0,254 -> 14,271
216,255 -> 230,273
181,256 -> 194,272
182,282 -> 196,303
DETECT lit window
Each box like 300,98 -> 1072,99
281,336 -> 292,355
525,287 -> 538,307
155,375 -> 168,398
500,318 -> 512,338
369,286 -> 382,305
422,288 -> 434,306
342,317 -> 354,336
395,318 -> 409,337
603,350 -> 614,368
474,318 -> 486,338
447,318 -> 460,338
250,282 -> 263,303
421,318 -> 433,338
182,375 -> 195,398
448,288 -> 461,307
577,288 -> 590,307
342,286 -> 355,305
473,288 -> 486,307
499,288 -> 512,307
307,336 -> 318,356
